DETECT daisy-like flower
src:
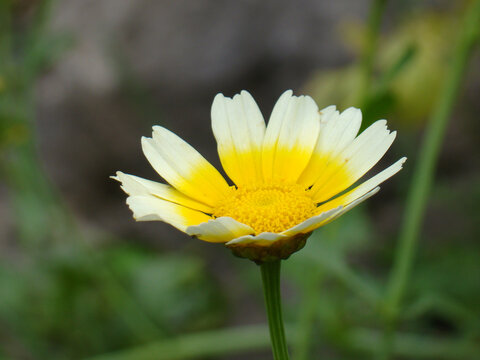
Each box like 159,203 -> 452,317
113,90 -> 405,263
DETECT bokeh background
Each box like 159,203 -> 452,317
1,0 -> 479,359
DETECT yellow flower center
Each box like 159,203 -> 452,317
213,183 -> 317,234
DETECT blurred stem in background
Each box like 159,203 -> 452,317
293,266 -> 323,360
380,0 -> 480,358
0,0 -> 60,245
292,217 -> 380,359
355,0 -> 387,106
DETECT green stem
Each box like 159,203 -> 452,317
261,260 -> 290,360
382,0 -> 480,357
293,267 -> 322,360
356,0 -> 387,106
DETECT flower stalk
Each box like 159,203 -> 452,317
381,0 -> 480,358
261,260 -> 290,360
385,0 -> 480,319
356,0 -> 387,106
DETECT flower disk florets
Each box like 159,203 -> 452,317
214,183 -> 317,234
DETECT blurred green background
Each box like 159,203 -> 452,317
0,0 -> 479,359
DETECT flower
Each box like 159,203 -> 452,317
113,90 -> 406,262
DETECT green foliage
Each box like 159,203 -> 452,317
0,247 -> 224,359
112,249 -> 225,332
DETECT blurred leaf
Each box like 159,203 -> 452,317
410,245 -> 480,313
305,10 -> 461,129
0,246 -> 225,359
285,208 -> 380,306
85,325 -> 275,360
112,250 -> 225,333
378,13 -> 458,125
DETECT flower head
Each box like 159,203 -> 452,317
113,90 -> 405,263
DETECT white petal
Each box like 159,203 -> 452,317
319,105 -> 338,125
262,90 -> 321,183
112,171 -> 212,213
280,206 -> 342,236
225,232 -> 287,247
311,119 -> 396,202
186,217 -> 254,243
319,157 -> 407,212
211,91 -> 266,186
126,195 -> 211,231
315,187 -> 380,227
141,126 -> 230,207
344,157 -> 406,202
298,107 -> 362,187
323,107 -> 362,151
